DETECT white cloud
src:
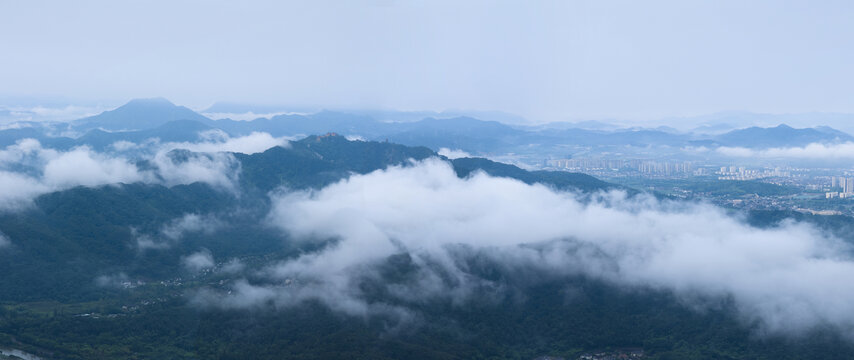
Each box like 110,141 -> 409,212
135,234 -> 172,251
437,148 -> 472,159
94,273 -> 130,288
150,150 -> 240,192
0,138 -> 58,165
0,139 -> 147,210
42,146 -> 145,187
110,140 -> 139,152
133,213 -> 224,250
196,158 -> 854,337
0,232 -> 10,248
0,130 -> 291,209
716,142 -> 854,159
202,112 -> 307,121
183,250 -> 215,272
0,105 -> 107,123
161,213 -> 223,241
0,171 -> 51,210
0,122 -> 32,131
0,138 -> 246,211
220,259 -> 246,274
161,130 -> 290,155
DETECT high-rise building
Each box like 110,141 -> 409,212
846,177 -> 854,194
835,176 -> 846,190
832,177 -> 839,188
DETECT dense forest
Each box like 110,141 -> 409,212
1,135 -> 853,359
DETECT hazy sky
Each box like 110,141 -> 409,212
1,0 -> 853,122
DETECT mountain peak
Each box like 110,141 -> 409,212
717,123 -> 853,147
75,97 -> 211,131
124,97 -> 176,107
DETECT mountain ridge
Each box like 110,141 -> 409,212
75,98 -> 214,131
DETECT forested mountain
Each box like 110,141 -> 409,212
2,100 -> 854,359
1,133 -> 853,359
0,134 -> 614,302
75,98 -> 214,131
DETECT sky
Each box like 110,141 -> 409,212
1,0 -> 853,122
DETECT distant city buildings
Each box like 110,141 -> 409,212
717,166 -> 790,180
542,156 -> 854,214
827,176 -> 854,199
546,158 -> 693,176
637,160 -> 692,176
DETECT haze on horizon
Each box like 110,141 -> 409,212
1,0 -> 853,123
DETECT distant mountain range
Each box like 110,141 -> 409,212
2,98 -> 852,157
714,124 -> 853,148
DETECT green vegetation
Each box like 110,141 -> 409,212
1,136 -> 852,359
3,270 -> 854,359
609,177 -> 800,197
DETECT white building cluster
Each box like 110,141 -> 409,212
827,176 -> 854,198
547,158 -> 692,176
717,166 -> 789,180
636,160 -> 692,175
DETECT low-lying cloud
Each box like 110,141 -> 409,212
0,171 -> 51,210
0,231 -> 10,248
437,148 -> 472,159
0,104 -> 107,123
202,111 -> 305,122
0,132 -> 275,210
161,213 -> 224,241
43,146 -> 144,187
716,142 -> 854,159
183,250 -> 215,272
0,140 -> 145,210
150,150 -> 240,192
159,130 -> 291,155
196,158 -> 854,337
136,213 -> 223,250
94,273 -> 131,288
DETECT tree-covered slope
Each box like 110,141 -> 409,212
4,135 -> 852,359
0,135 -> 616,302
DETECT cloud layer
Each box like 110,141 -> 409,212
0,232 -> 10,248
196,158 -> 854,337
437,148 -> 472,159
136,213 -> 224,250
0,140 -> 145,210
157,130 -> 291,155
183,250 -> 215,272
716,142 -> 854,160
0,130 -> 289,211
